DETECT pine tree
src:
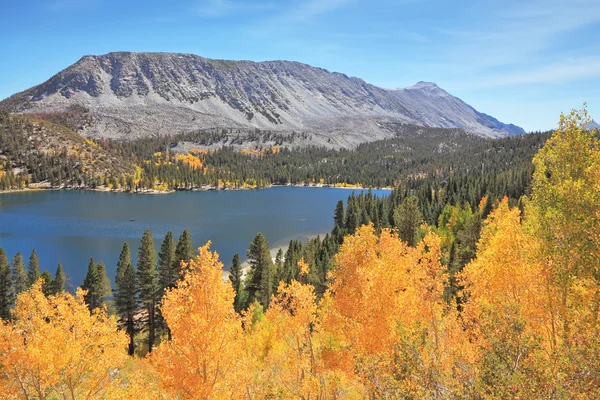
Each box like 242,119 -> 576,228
273,248 -> 284,293
229,253 -> 242,312
0,248 -> 11,320
333,199 -> 345,228
52,263 -> 66,294
96,261 -> 112,302
394,196 -> 422,247
11,252 -> 28,296
27,249 -> 41,286
40,270 -> 53,296
137,230 -> 159,353
158,231 -> 177,292
246,232 -> 274,309
82,258 -> 101,311
174,229 -> 194,268
158,231 -> 177,339
115,242 -> 138,356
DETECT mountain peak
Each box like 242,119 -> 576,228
403,81 -> 448,96
0,51 -> 524,144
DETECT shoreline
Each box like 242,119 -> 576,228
1,183 -> 392,196
222,231 -> 329,281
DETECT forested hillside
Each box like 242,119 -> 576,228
0,108 -> 598,398
0,111 -> 134,190
1,110 -> 548,192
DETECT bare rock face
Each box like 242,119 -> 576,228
0,52 -> 524,147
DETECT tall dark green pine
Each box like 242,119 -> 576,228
52,263 -> 66,294
115,242 -> 138,356
174,229 -> 194,269
40,270 -> 53,296
394,196 -> 422,247
27,249 -> 41,286
158,231 -> 176,339
229,253 -> 242,312
333,199 -> 345,229
158,231 -> 177,292
96,261 -> 112,302
272,248 -> 284,293
246,232 -> 274,309
0,249 -> 11,320
12,252 -> 28,295
81,258 -> 101,311
137,230 -> 159,353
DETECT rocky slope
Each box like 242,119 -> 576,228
0,52 -> 525,147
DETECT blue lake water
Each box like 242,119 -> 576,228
0,187 -> 389,288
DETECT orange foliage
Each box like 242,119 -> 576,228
0,281 -> 128,399
150,242 -> 249,399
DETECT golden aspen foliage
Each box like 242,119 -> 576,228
525,105 -> 600,397
0,280 -> 128,399
323,224 -> 472,398
461,198 -> 550,397
150,242 -> 250,399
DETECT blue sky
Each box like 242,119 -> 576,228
1,0 -> 598,132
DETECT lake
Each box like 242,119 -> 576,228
0,187 -> 389,288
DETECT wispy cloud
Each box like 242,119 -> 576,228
465,56 -> 600,89
282,0 -> 355,23
194,0 -> 274,18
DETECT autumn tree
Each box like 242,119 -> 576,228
246,232 -> 274,309
137,229 -> 159,353
0,281 -> 128,399
151,242 -> 249,398
0,248 -> 11,320
27,248 -> 40,286
461,199 -> 548,397
525,105 -> 600,395
115,242 -> 138,356
246,259 -> 340,398
323,224 -> 471,397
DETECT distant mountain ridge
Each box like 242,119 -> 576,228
0,52 -> 525,147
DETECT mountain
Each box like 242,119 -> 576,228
0,52 -> 525,147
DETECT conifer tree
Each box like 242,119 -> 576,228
27,249 -> 41,287
137,230 -> 159,353
229,253 -> 242,311
0,249 -> 11,320
81,258 -> 101,311
158,231 -> 177,292
394,196 -> 421,247
52,263 -> 66,294
96,261 -> 112,302
273,248 -> 284,292
174,229 -> 194,268
40,270 -> 53,296
158,231 -> 177,339
11,252 -> 28,296
115,242 -> 138,356
246,232 -> 274,309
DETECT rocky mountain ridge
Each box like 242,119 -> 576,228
0,52 -> 525,147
